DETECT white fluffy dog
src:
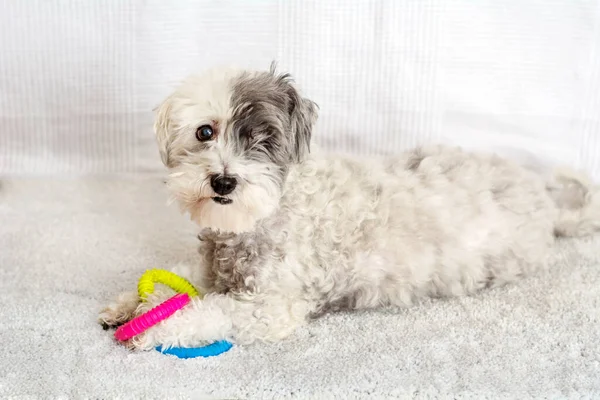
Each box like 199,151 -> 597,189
99,65 -> 600,350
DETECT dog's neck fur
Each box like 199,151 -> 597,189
197,202 -> 287,295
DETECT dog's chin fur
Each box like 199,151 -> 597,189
191,202 -> 257,234
176,176 -> 281,234
99,65 -> 600,351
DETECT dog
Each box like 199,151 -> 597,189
99,64 -> 600,350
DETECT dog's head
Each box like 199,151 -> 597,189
154,64 -> 318,233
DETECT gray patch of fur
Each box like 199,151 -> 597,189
198,221 -> 286,294
230,65 -> 317,169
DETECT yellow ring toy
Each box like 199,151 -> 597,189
138,269 -> 199,301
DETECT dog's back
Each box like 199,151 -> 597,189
280,145 -> 600,311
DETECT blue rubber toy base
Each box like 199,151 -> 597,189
155,340 -> 233,359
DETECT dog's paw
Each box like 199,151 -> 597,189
98,290 -> 140,330
128,295 -> 226,350
127,331 -> 160,351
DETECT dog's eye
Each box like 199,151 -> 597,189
195,125 -> 214,141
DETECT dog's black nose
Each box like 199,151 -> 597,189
210,175 -> 237,196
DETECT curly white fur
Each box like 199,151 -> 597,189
99,66 -> 600,350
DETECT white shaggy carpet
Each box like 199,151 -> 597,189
1,178 -> 599,399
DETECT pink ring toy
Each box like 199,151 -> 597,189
114,293 -> 190,342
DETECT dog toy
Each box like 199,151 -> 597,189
156,340 -> 233,359
114,268 -> 232,358
114,293 -> 190,341
137,269 -> 199,300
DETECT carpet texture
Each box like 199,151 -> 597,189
1,178 -> 599,399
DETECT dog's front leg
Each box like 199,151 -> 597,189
98,263 -> 208,330
130,292 -> 313,350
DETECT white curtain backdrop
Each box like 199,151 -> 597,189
1,0 -> 599,178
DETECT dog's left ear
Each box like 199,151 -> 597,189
153,95 -> 175,167
287,85 -> 318,163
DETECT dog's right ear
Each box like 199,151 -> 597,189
153,96 -> 174,167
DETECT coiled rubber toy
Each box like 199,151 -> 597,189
138,269 -> 198,301
114,293 -> 190,341
156,340 -> 233,359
